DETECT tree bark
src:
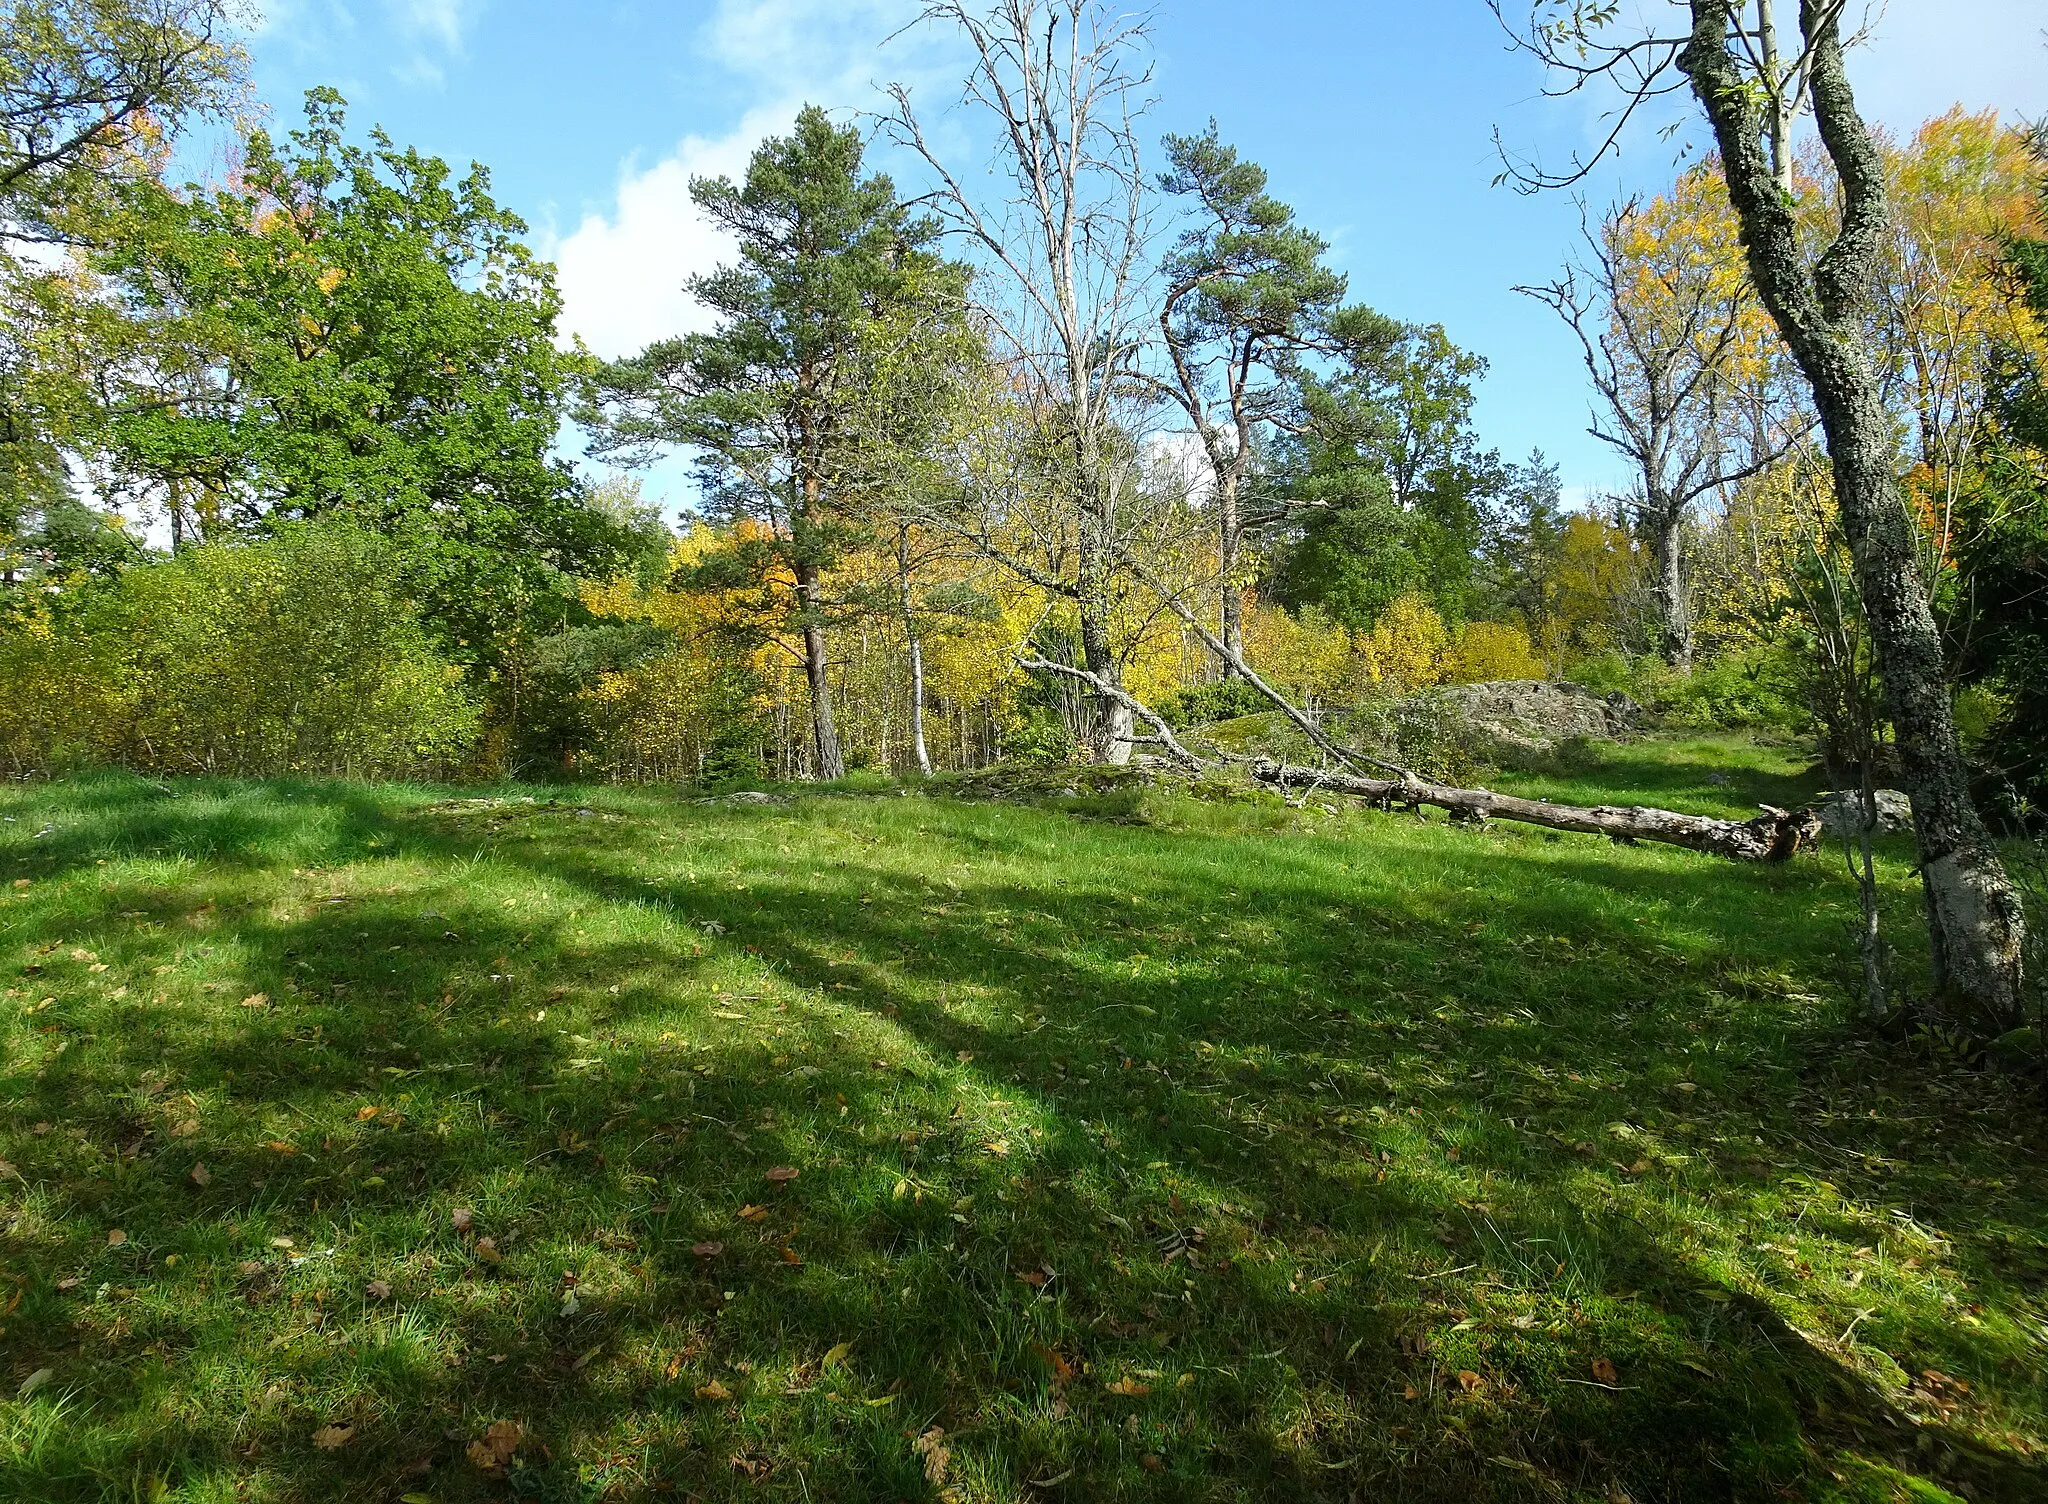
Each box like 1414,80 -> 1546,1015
794,559 -> 845,781
898,526 -> 932,775
1251,758 -> 1823,862
1077,594 -> 1135,765
1680,1 -> 2026,1026
1645,501 -> 1693,671
1217,468 -> 1244,673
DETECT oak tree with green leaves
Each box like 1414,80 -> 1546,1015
93,89 -> 616,667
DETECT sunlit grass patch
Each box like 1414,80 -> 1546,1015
0,745 -> 2042,1501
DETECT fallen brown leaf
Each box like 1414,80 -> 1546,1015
696,1379 -> 733,1400
913,1426 -> 950,1485
189,1163 -> 211,1187
240,993 -> 268,1009
105,1229 -> 126,1247
311,1423 -> 355,1450
1104,1376 -> 1152,1397
365,1279 -> 391,1300
450,1207 -> 474,1232
737,1204 -> 769,1223
465,1420 -> 521,1470
473,1237 -> 502,1265
1031,1343 -> 1075,1384
1457,1370 -> 1483,1393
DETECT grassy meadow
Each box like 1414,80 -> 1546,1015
0,737 -> 2043,1502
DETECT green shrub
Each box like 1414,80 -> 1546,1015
1337,689 -> 1485,786
0,521 -> 478,779
1003,711 -> 1083,766
121,523 -> 479,777
1562,648 -> 1805,734
1159,678 -> 1274,729
0,599 -> 132,775
1653,650 -> 1804,731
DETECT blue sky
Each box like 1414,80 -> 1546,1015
243,1 -> 2047,512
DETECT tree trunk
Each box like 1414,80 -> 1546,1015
1217,468 -> 1244,674
899,526 -> 931,775
794,559 -> 845,781
1681,1 -> 2026,1027
1251,758 -> 1822,861
907,636 -> 931,774
1646,502 -> 1693,671
1078,601 -> 1134,765
1755,0 -> 1795,197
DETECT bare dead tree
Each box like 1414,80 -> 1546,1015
885,0 -> 1160,764
1499,0 -> 2027,1031
1517,194 -> 1810,669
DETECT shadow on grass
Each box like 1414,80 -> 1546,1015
0,774 -> 2041,1503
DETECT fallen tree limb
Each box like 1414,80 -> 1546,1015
1250,759 -> 1824,863
1014,654 -> 1206,771
1113,551 -> 1418,781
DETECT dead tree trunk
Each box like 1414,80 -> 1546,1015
1251,758 -> 1822,862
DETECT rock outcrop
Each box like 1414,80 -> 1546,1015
1434,680 -> 1643,756
1816,788 -> 1914,838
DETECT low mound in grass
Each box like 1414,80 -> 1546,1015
0,740 -> 2042,1503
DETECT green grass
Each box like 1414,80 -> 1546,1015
0,738 -> 2042,1503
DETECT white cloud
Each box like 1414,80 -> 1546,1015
550,120 -> 761,360
550,0 -> 958,360
391,0 -> 477,52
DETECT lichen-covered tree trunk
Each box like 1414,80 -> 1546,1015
1681,0 -> 2026,1026
1645,501 -> 1692,671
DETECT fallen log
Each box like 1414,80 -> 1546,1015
1250,758 -> 1824,863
